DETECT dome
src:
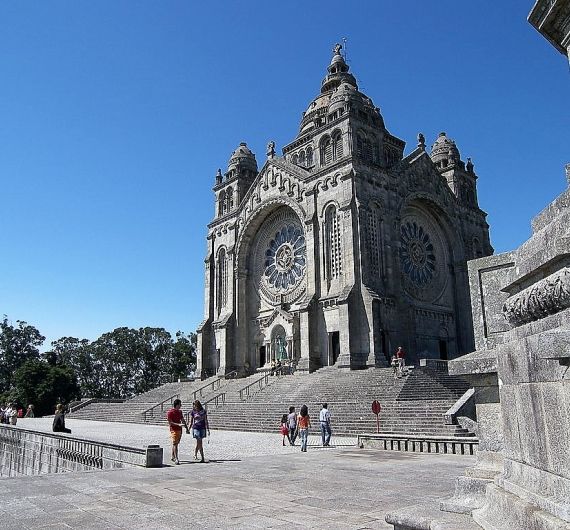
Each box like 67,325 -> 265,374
321,43 -> 358,93
430,132 -> 460,165
227,142 -> 258,173
297,44 -> 383,135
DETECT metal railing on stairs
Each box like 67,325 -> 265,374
190,371 -> 238,402
238,370 -> 282,400
141,371 -> 239,423
141,393 -> 180,422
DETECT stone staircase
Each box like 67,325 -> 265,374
68,366 -> 475,442
206,366 -> 474,438
68,377 -> 221,423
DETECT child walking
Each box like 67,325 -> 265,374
279,414 -> 289,446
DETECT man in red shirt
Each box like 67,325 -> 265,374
167,399 -> 189,465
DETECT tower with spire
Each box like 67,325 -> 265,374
197,45 -> 492,378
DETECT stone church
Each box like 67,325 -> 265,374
196,45 -> 492,377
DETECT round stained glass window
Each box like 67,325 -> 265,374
263,225 -> 306,292
400,221 -> 436,286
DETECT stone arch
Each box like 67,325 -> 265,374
319,135 -> 332,166
218,189 -> 226,216
235,197 -> 307,275
306,146 -> 314,166
331,129 -> 343,160
216,246 -> 228,315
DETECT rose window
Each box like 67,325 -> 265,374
400,221 -> 436,286
264,225 -> 306,292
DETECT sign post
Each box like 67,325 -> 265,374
371,400 -> 381,434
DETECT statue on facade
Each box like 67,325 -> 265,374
417,133 -> 425,149
266,140 -> 275,158
275,335 -> 287,360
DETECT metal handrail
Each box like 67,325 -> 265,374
141,393 -> 180,422
191,370 -> 238,401
238,372 -> 271,401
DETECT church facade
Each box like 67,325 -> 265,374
196,46 -> 492,377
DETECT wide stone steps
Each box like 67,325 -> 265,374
68,366 -> 474,442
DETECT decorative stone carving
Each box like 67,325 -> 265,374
503,267 -> 570,326
399,212 -> 448,304
251,207 -> 307,305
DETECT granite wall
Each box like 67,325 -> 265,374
0,425 -> 163,477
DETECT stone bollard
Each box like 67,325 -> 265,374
145,445 -> 163,467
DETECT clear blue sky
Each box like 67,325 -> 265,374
1,1 -> 568,349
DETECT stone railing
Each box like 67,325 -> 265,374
444,388 -> 476,425
419,358 -> 449,373
358,433 -> 478,456
0,425 -> 162,477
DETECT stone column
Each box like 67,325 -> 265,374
297,310 -> 311,372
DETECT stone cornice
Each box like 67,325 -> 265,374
503,267 -> 570,326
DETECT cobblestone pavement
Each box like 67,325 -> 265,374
15,418 -> 358,463
2,418 -> 473,529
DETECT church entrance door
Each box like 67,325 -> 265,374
331,332 -> 340,365
438,340 -> 448,360
259,345 -> 266,367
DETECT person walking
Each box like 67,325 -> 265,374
279,414 -> 289,446
189,400 -> 210,463
319,403 -> 332,447
24,404 -> 34,418
166,399 -> 189,465
52,404 -> 71,433
287,406 -> 297,446
396,346 -> 407,376
297,404 -> 311,452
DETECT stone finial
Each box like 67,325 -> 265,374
466,158 -> 474,173
215,168 -> 223,185
565,163 -> 570,187
417,133 -> 425,150
266,141 -> 276,159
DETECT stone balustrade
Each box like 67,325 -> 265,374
0,425 -> 162,477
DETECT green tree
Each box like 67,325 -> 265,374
47,337 -> 99,397
0,317 -> 45,393
171,331 -> 197,379
13,359 -> 80,416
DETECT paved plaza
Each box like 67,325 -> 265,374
0,419 -> 473,529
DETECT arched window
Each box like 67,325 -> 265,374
299,150 -> 306,166
216,248 -> 228,314
324,205 -> 342,282
320,136 -> 332,166
292,153 -> 299,165
218,190 -> 226,216
357,132 -> 373,163
226,187 -> 234,212
306,146 -> 313,166
332,130 -> 343,160
366,206 -> 382,277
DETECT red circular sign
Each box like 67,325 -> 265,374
372,400 -> 381,415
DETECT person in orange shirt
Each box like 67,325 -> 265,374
297,404 -> 312,452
